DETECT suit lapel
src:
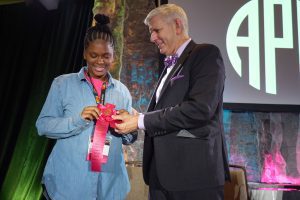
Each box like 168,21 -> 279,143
147,65 -> 169,111
155,41 -> 196,104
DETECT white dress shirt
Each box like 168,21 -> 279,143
138,38 -> 192,130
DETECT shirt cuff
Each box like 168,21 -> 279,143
73,114 -> 91,127
138,113 -> 145,130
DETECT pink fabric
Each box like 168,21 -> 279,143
90,103 -> 117,172
90,77 -> 103,95
84,71 -> 116,172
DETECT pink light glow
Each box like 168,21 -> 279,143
261,152 -> 300,184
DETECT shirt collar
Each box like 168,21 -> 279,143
175,38 -> 192,57
78,66 -> 116,87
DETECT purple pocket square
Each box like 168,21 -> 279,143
170,74 -> 184,86
170,74 -> 184,81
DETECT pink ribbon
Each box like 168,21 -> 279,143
89,103 -> 117,172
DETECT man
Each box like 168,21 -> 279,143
113,3 -> 230,200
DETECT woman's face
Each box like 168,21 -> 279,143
84,39 -> 114,80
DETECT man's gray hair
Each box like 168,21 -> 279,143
144,4 -> 189,35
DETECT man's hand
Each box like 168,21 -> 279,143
116,109 -> 129,115
112,111 -> 139,134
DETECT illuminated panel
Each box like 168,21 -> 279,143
264,0 -> 293,94
226,0 -> 260,90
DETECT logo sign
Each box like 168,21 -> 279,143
226,0 -> 299,94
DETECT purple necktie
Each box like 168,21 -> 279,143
164,54 -> 179,68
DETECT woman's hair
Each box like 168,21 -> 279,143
84,14 -> 114,49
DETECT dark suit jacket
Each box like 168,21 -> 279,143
143,40 -> 230,191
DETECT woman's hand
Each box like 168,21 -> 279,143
81,106 -> 101,121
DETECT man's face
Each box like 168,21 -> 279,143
84,39 -> 114,80
148,15 -> 178,56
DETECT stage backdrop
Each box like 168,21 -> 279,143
117,0 -> 300,185
1,1 -> 300,200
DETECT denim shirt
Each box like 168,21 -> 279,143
36,67 -> 137,200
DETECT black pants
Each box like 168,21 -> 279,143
149,185 -> 224,200
148,158 -> 224,200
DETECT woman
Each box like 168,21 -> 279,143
36,14 -> 136,200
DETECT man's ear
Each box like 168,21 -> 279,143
175,18 -> 183,34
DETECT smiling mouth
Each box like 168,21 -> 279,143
155,41 -> 163,48
94,67 -> 105,72
157,43 -> 164,49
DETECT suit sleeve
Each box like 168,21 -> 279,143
144,45 -> 225,137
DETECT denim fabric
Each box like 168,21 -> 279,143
36,67 -> 136,200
